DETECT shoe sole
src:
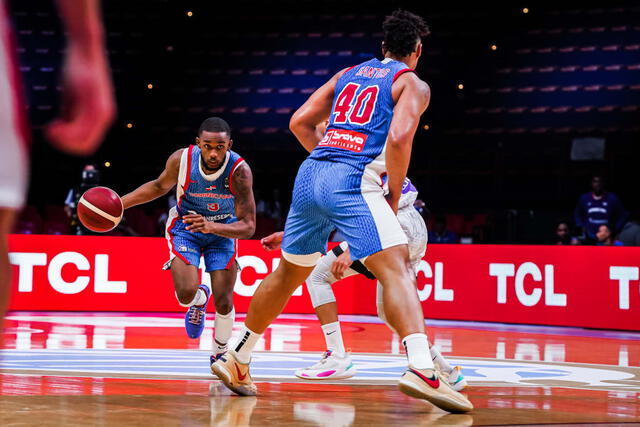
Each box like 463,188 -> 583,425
398,378 -> 473,413
211,363 -> 257,396
294,368 -> 357,380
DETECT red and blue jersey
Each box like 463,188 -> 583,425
175,146 -> 245,224
308,57 -> 414,175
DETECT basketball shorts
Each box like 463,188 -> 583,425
0,12 -> 28,209
165,208 -> 236,272
334,205 -> 428,279
282,158 -> 408,266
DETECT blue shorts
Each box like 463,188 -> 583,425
165,209 -> 236,272
281,159 -> 407,266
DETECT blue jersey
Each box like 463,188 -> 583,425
308,57 -> 414,176
574,191 -> 628,238
175,146 -> 245,223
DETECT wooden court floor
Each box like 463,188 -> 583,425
0,312 -> 638,426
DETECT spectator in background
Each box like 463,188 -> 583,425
64,165 -> 100,235
428,215 -> 458,244
596,224 -> 623,246
618,210 -> 640,246
574,175 -> 627,243
553,221 -> 579,245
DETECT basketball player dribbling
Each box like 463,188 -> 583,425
260,177 -> 468,392
211,10 -> 473,413
0,0 -> 115,339
121,118 -> 256,361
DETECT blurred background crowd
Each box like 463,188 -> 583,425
10,0 -> 640,246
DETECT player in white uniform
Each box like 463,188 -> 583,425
261,178 -> 467,391
0,0 -> 114,339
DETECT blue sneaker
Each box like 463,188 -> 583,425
185,285 -> 210,339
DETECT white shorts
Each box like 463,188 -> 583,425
397,206 -> 428,273
0,10 -> 28,209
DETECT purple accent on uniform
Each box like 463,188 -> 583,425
317,370 -> 337,377
381,175 -> 417,195
402,180 -> 417,194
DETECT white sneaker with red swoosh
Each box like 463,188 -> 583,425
210,350 -> 257,396
398,366 -> 473,413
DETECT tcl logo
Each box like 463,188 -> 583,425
9,252 -> 127,294
610,266 -> 639,309
416,261 -> 454,302
199,255 -> 303,297
489,262 -> 567,307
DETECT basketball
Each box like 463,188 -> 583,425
77,186 -> 123,232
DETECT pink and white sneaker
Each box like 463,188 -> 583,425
295,350 -> 356,380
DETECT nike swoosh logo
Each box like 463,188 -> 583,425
409,369 -> 440,388
326,331 -> 336,335
235,363 -> 247,381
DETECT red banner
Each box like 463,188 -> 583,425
7,235 -> 640,330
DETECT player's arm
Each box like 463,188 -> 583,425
45,0 -> 116,156
184,163 -> 256,239
121,150 -> 181,209
386,74 -> 431,213
289,69 -> 347,153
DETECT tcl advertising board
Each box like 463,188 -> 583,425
7,235 -> 640,330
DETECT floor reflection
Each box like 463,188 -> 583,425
3,312 -> 639,367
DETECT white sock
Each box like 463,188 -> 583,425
402,333 -> 434,370
176,285 -> 209,308
232,326 -> 261,364
321,321 -> 346,356
430,344 -> 453,372
214,307 -> 235,353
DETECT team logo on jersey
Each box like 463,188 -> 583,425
207,203 -> 220,212
205,185 -> 216,191
319,129 -> 368,152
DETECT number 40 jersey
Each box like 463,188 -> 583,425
308,57 -> 415,179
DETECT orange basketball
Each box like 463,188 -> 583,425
77,186 -> 123,232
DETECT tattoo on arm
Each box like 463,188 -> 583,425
232,163 -> 256,235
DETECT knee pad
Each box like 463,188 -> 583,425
307,255 -> 338,308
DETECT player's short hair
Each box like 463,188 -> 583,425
198,117 -> 231,136
382,9 -> 430,57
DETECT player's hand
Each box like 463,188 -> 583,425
385,193 -> 400,215
261,231 -> 284,251
183,214 -> 215,233
45,44 -> 116,156
331,249 -> 352,280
